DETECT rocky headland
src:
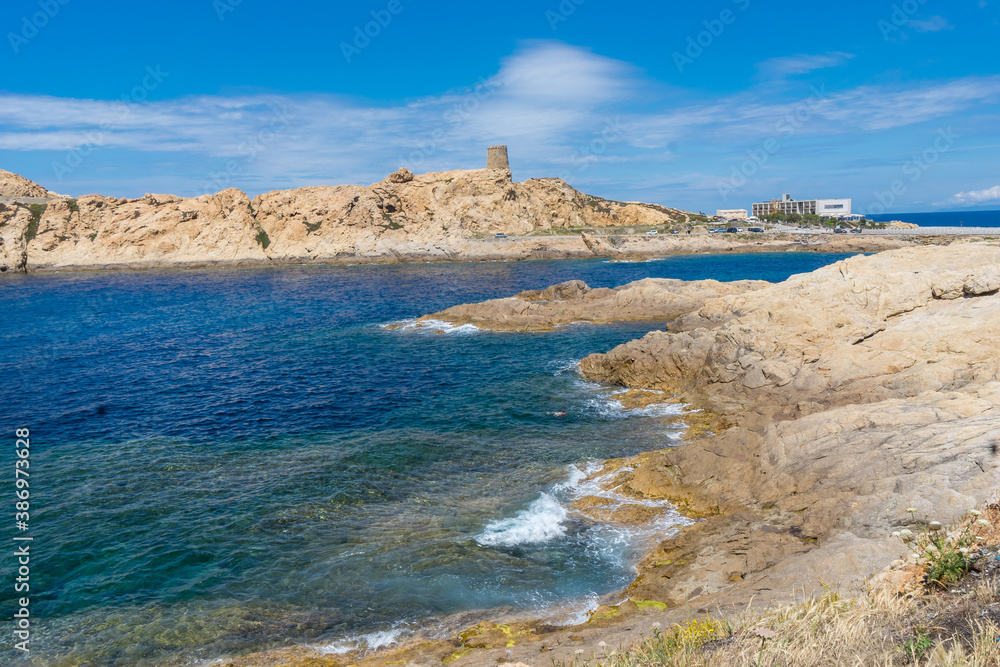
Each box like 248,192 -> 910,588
230,242 -> 1000,667
402,278 -> 771,332
0,167 -> 916,275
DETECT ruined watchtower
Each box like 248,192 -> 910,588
487,145 -> 510,171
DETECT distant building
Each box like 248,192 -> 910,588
752,194 -> 852,218
716,209 -> 748,220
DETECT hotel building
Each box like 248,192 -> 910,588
752,194 -> 852,219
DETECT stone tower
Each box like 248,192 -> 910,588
487,145 -> 510,171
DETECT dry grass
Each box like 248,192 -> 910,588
594,575 -> 1000,667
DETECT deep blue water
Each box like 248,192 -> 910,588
868,209 -> 1000,227
0,253 -> 856,665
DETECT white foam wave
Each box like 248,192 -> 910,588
316,628 -> 409,655
581,385 -> 683,420
475,492 -> 569,547
381,319 -> 480,334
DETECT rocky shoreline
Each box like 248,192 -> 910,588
0,167 -> 922,275
220,242 -> 1000,667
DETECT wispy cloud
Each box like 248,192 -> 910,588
0,42 -> 998,202
949,185 -> 1000,205
909,15 -> 954,32
755,52 -> 855,79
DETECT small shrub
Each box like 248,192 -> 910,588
901,630 -> 933,660
896,510 -> 981,588
67,198 -> 79,213
254,229 -> 270,249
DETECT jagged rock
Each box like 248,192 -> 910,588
0,169 -> 50,198
385,167 -> 414,183
410,278 -> 770,332
575,244 -> 1000,610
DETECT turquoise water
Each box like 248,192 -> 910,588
0,253 -> 855,665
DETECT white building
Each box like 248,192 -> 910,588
716,209 -> 748,220
752,194 -> 852,218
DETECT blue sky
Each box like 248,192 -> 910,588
1,0 -> 999,213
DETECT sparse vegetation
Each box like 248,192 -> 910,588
254,229 -> 270,249
896,509 -> 980,588
67,198 -> 79,213
25,203 -> 47,242
303,220 -> 322,233
587,507 -> 1000,667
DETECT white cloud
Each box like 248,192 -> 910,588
755,52 -> 855,79
909,15 -> 954,32
0,42 -> 998,200
949,185 -> 1000,205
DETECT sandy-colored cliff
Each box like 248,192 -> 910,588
0,168 -> 694,274
0,168 -> 51,198
0,168 -> 920,275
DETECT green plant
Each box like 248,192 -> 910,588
254,229 -> 270,249
895,510 -> 981,588
900,630 -> 933,660
67,198 -> 79,213
303,220 -> 322,233
25,204 -> 47,242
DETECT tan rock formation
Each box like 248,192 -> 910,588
412,278 -> 770,332
0,168 -> 697,273
0,167 -> 920,274
575,244 -> 1000,609
0,169 -> 50,198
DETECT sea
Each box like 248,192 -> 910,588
0,252 -> 857,665
868,209 -> 1000,227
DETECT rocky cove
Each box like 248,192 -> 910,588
0,167 -> 915,275
228,243 -> 1000,666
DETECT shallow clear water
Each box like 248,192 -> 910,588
0,253 -> 855,665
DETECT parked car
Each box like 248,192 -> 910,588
494,232 -> 508,239
646,230 -> 658,235
748,227 -> 764,233
726,227 -> 739,234
851,228 -> 863,234
834,228 -> 847,234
